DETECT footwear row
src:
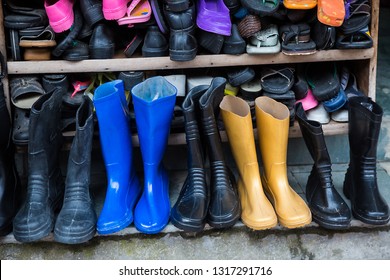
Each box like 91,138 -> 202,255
1,71 -> 389,244
7,60 -> 369,147
3,0 -> 373,62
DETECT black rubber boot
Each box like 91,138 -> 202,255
54,97 -> 96,244
0,80 -> 22,236
343,96 -> 390,225
199,77 -> 240,228
295,103 -> 351,229
171,85 -> 209,232
164,2 -> 197,61
13,88 -> 64,243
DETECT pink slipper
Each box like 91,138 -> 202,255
117,0 -> 152,27
44,0 -> 75,33
103,0 -> 132,20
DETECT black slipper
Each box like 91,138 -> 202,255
260,66 -> 295,94
336,26 -> 373,49
227,67 -> 256,87
279,23 -> 316,55
340,0 -> 371,35
305,62 -> 340,102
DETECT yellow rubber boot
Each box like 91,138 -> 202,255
220,95 -> 277,230
255,96 -> 312,228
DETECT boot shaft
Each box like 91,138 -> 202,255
131,76 -> 177,165
65,97 -> 94,201
199,77 -> 226,162
182,85 -> 208,169
296,102 -> 333,186
348,96 -> 382,159
220,95 -> 258,171
94,80 -> 134,171
28,88 -> 63,177
255,96 -> 289,179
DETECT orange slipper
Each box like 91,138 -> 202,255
283,0 -> 317,10
317,0 -> 345,27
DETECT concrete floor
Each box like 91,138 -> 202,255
1,7 -> 390,261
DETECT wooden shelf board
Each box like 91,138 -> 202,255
7,49 -> 375,74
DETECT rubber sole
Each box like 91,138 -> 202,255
169,48 -> 197,62
13,219 -> 54,243
170,215 -> 206,232
54,226 -> 96,244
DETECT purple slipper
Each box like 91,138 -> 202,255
196,0 -> 231,36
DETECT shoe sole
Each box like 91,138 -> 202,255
54,226 -> 96,244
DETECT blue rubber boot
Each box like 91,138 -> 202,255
131,76 -> 177,234
94,80 -> 142,234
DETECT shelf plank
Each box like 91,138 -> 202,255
7,49 -> 375,74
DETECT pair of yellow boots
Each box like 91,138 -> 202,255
220,95 -> 312,229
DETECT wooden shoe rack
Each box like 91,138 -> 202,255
0,1 -> 380,143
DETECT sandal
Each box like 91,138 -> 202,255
305,62 -> 340,102
260,66 -> 295,94
283,0 -> 317,10
279,23 -> 316,55
19,26 -> 56,48
317,0 -> 345,27
117,0 -> 152,27
10,76 -> 46,109
336,26 -> 373,49
340,0 -> 371,35
246,24 -> 281,54
227,67 -> 256,87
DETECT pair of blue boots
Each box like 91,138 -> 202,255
93,76 -> 176,234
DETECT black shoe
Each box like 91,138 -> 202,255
89,23 -> 115,59
164,2 -> 197,61
142,26 -> 168,57
63,40 -> 90,61
222,23 -> 246,54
